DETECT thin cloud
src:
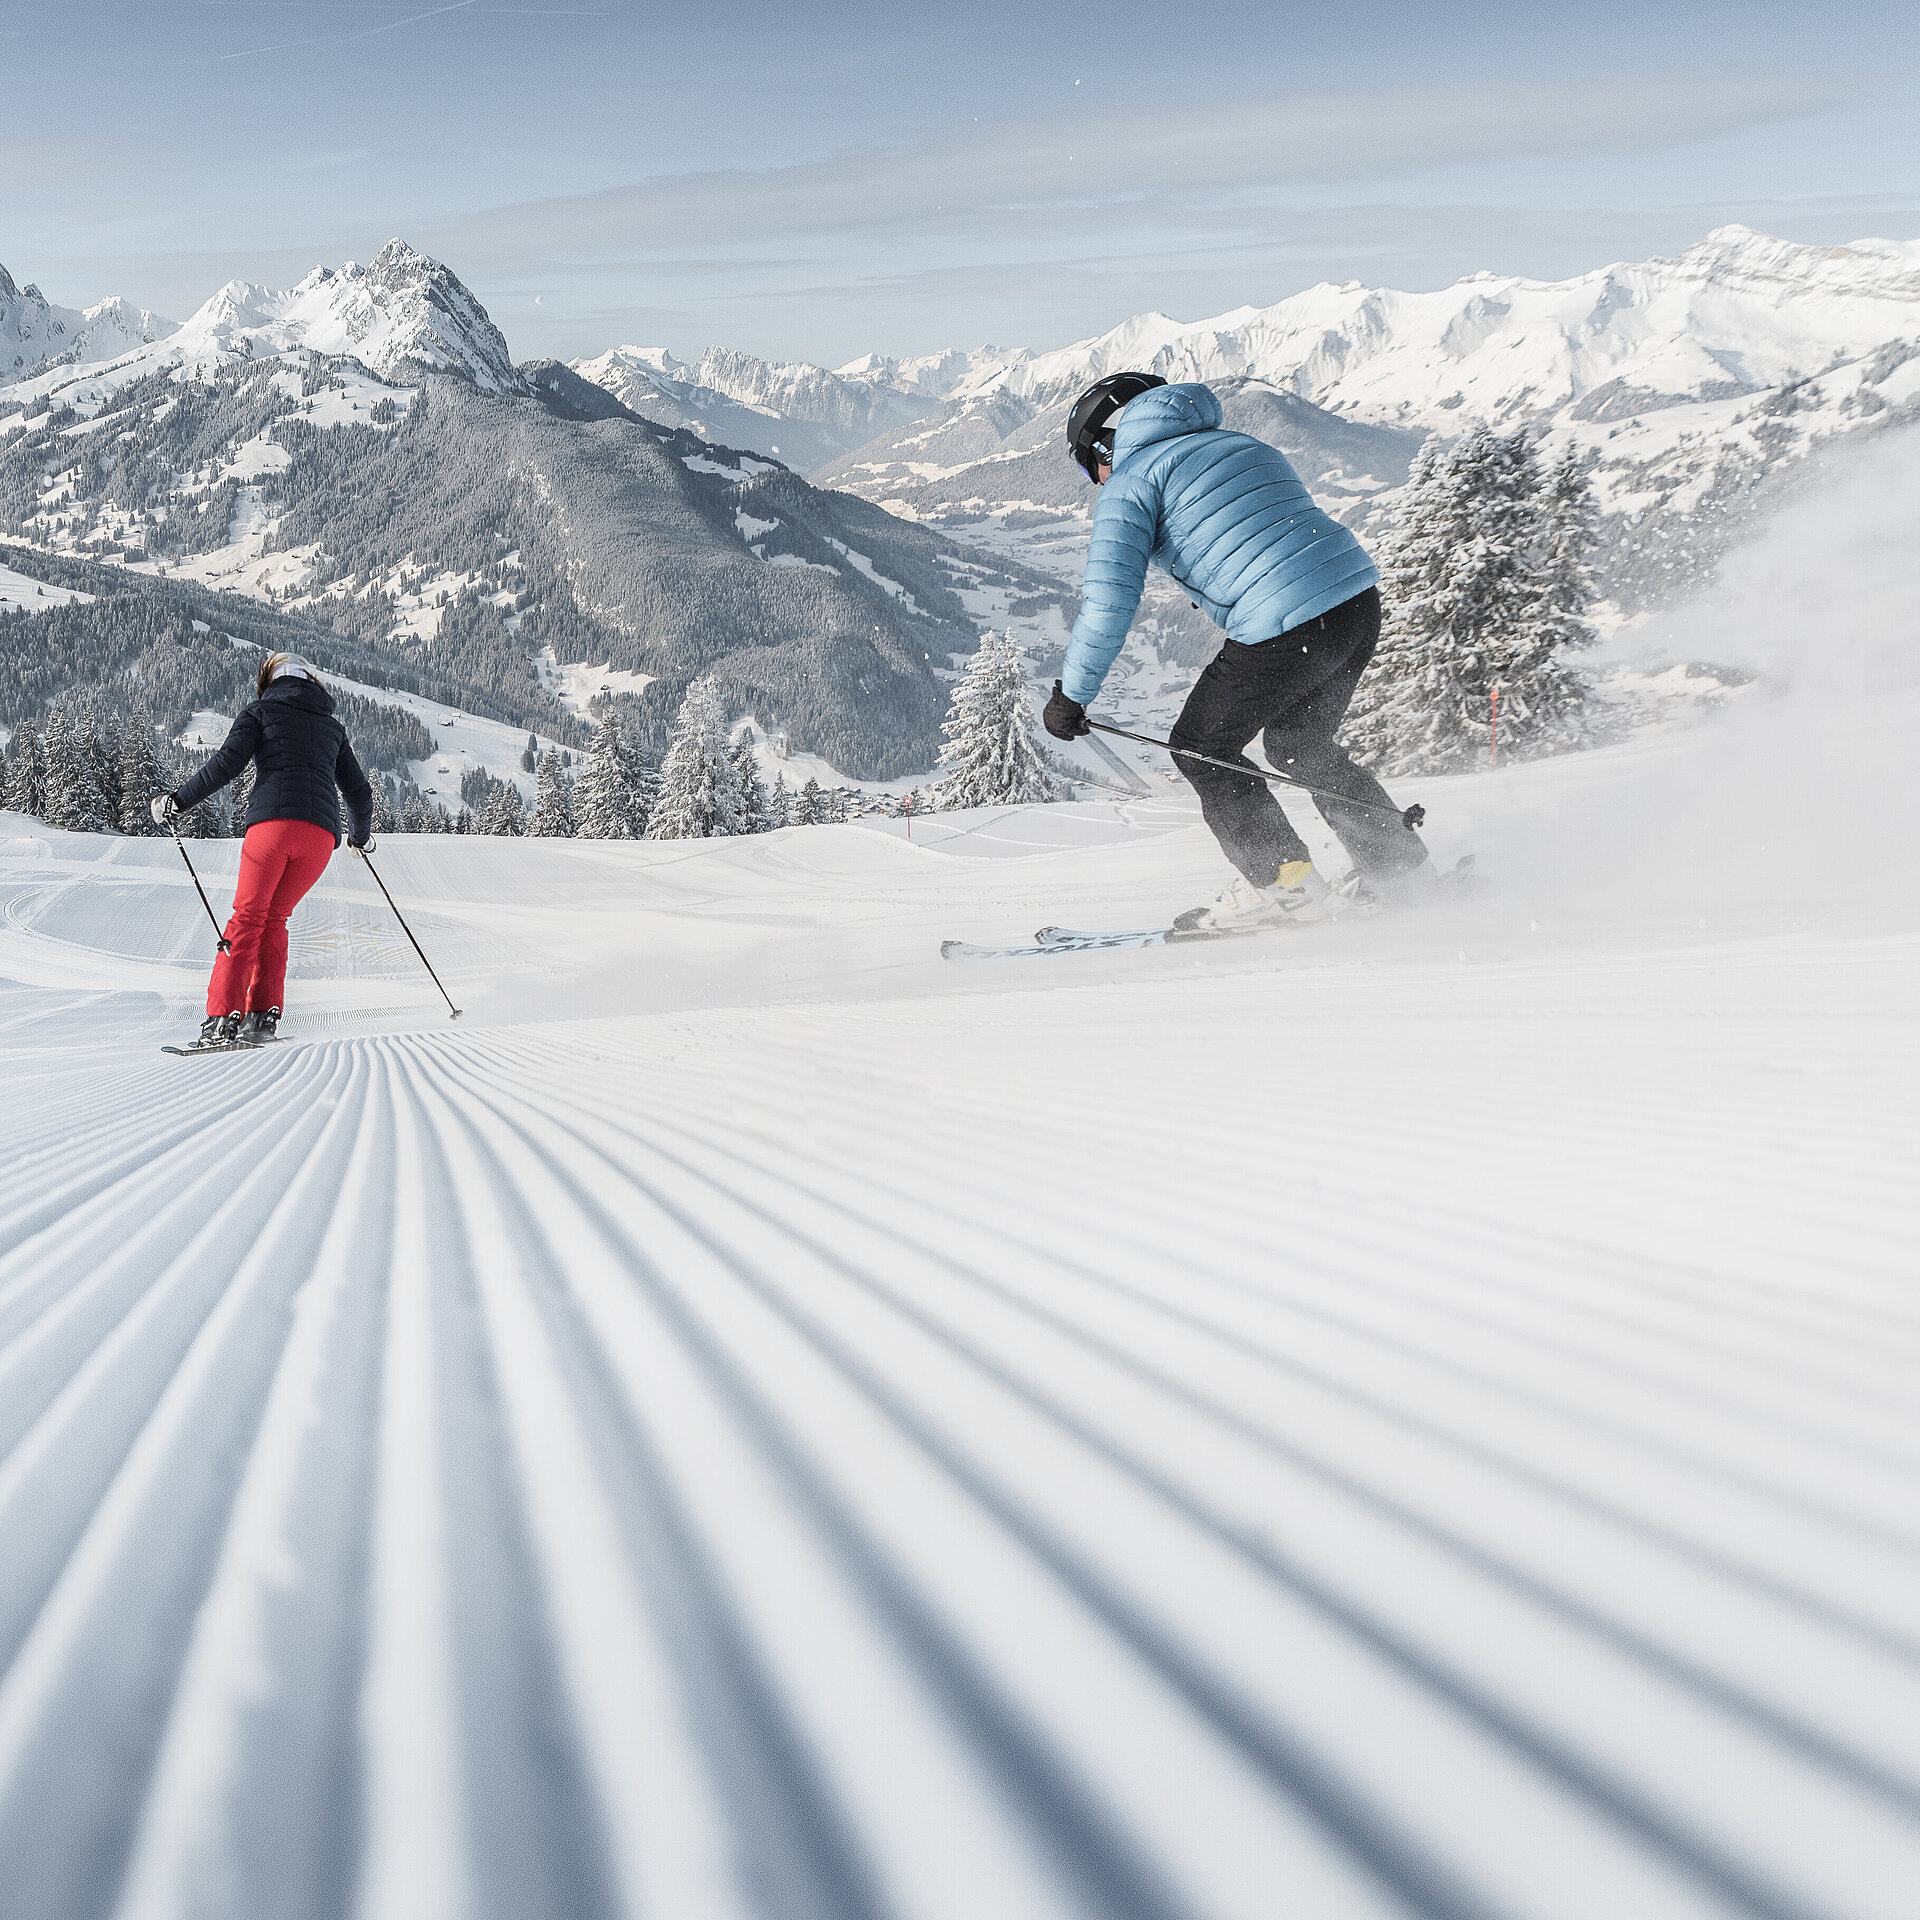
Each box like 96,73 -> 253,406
422,74 -> 1845,269
221,0 -> 480,61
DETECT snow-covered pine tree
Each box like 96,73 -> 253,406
731,734 -> 773,833
576,713 -> 633,839
792,777 -> 821,826
399,789 -> 432,832
936,629 -> 1055,809
519,731 -> 539,773
648,675 -> 744,840
480,782 -> 526,836
83,694 -> 122,832
1344,425 -> 1588,774
116,711 -> 165,835
620,730 -> 656,836
41,700 -> 110,832
2,725 -> 36,817
531,749 -> 577,836
1489,446 -> 1600,760
164,740 -> 224,838
229,758 -> 255,836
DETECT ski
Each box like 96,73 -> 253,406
160,1038 -> 296,1056
942,930 -> 1171,962
942,920 -> 1306,963
944,858 -> 1479,963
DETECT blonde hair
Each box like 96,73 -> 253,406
257,652 -> 320,697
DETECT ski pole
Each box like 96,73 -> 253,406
1084,720 -> 1426,830
168,814 -> 232,953
353,847 -> 462,1020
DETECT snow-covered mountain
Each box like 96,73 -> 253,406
171,240 -> 523,392
0,240 -> 521,415
0,247 -> 1070,782
569,343 -> 934,470
807,227 -> 1920,612
0,263 -> 173,385
938,226 -> 1920,427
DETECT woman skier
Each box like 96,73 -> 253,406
1043,374 -> 1432,932
153,651 -> 375,1050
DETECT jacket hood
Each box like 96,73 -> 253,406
1110,382 -> 1222,465
263,676 -> 336,717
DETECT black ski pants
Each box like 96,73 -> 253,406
1168,587 -> 1425,886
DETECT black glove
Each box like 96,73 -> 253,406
1044,680 -> 1090,741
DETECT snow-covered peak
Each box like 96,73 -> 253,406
928,227 -> 1920,432
834,345 -> 1030,398
0,263 -> 175,386
575,344 -> 690,385
170,240 -> 522,391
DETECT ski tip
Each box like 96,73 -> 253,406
939,940 -> 966,961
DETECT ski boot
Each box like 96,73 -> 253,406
1174,860 -> 1339,933
238,1007 -> 281,1045
183,1012 -> 247,1052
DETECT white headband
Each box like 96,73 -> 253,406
269,656 -> 315,683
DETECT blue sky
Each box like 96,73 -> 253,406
3,0 -> 1916,367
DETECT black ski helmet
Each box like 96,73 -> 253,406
1066,371 -> 1167,481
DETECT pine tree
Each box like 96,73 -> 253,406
400,789 -> 432,832
731,734 -> 772,833
648,675 -> 745,840
531,749 -> 577,837
116,711 -> 165,835
617,724 -> 655,837
4,724 -> 47,819
1485,443 -> 1598,761
519,731 -> 539,773
481,783 -> 526,836
1344,425 -> 1591,774
229,758 -> 256,836
163,740 -> 221,838
42,700 -> 110,832
936,630 -> 1055,809
791,777 -> 821,826
84,694 -> 122,832
576,714 -> 633,839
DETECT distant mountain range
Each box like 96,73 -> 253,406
0,245 -> 1068,779
5,224 -> 1917,781
0,265 -> 172,385
567,226 -> 1920,610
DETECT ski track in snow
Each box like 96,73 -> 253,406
1,741 -> 1917,1920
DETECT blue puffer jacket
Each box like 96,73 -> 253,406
1061,382 -> 1379,704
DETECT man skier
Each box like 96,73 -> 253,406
1043,374 -> 1431,931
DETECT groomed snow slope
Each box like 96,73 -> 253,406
1,659 -> 1917,1920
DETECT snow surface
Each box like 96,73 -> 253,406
1,441 -> 1917,1919
0,563 -> 91,612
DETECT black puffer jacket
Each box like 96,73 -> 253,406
174,677 -> 375,845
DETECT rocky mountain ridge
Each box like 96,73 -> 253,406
0,256 -> 1072,780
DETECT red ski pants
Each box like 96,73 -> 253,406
206,818 -> 335,1016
